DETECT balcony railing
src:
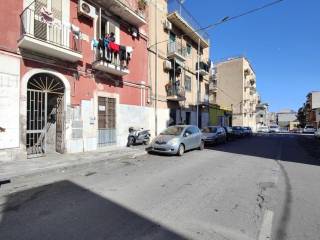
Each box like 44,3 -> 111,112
166,84 -> 186,101
20,3 -> 82,55
167,42 -> 187,61
196,61 -> 210,76
92,45 -> 130,76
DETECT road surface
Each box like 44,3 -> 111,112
0,134 -> 319,240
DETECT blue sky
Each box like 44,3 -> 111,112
175,0 -> 320,112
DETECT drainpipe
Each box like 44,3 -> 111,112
154,1 -> 158,136
196,38 -> 200,127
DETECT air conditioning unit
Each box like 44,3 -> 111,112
78,0 -> 96,19
163,60 -> 172,71
163,20 -> 172,31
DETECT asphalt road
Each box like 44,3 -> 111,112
0,134 -> 319,240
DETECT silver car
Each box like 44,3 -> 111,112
315,129 -> 320,139
202,126 -> 227,144
147,125 -> 204,156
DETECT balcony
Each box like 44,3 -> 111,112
18,4 -> 82,62
209,81 -> 218,92
167,10 -> 209,48
196,61 -> 209,76
166,85 -> 186,101
93,51 -> 130,77
167,42 -> 187,62
93,0 -> 146,27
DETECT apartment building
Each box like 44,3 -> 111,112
211,57 -> 259,130
277,109 -> 297,129
0,0 -> 151,160
148,0 -> 211,134
256,102 -> 269,128
305,91 -> 320,128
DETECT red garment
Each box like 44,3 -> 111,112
109,42 -> 120,53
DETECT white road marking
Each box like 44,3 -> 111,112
258,209 -> 274,240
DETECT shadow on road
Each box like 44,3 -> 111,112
0,181 -> 186,240
206,134 -> 320,166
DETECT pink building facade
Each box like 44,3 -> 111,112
0,0 -> 151,160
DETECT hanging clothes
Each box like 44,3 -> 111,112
98,38 -> 105,60
119,46 -> 127,61
109,42 -> 120,53
126,46 -> 133,60
40,7 -> 53,24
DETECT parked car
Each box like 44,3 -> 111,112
202,126 -> 227,144
232,126 -> 245,138
303,125 -> 316,134
257,126 -> 269,133
243,127 -> 253,136
315,129 -> 320,139
223,126 -> 234,141
269,125 -> 280,133
147,125 -> 204,156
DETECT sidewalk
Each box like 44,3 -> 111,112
0,146 -> 147,181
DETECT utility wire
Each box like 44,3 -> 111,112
148,0 -> 284,48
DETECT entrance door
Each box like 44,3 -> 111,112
26,73 -> 65,158
97,97 -> 116,147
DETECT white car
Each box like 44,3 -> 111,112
303,125 -> 316,134
269,125 -> 280,133
257,126 -> 269,133
315,129 -> 320,139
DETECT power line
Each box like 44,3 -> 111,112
148,0 -> 285,48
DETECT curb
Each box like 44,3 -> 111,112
3,150 -> 147,183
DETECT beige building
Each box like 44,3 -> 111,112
148,0 -> 211,135
213,57 -> 259,130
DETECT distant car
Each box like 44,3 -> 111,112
315,129 -> 320,139
243,127 -> 253,136
223,126 -> 234,141
257,126 -> 269,133
147,125 -> 204,156
303,125 -> 316,134
232,126 -> 245,137
202,126 -> 227,144
269,125 -> 280,133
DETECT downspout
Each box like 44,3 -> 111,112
154,0 -> 158,136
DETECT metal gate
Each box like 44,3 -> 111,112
97,97 -> 116,147
26,89 -> 46,157
26,73 -> 65,158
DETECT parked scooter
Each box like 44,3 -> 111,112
127,127 -> 151,147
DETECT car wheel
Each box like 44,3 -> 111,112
177,144 -> 185,156
198,141 -> 204,150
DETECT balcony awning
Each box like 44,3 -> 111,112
94,0 -> 146,27
167,12 -> 209,48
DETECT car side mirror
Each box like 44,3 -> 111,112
184,132 -> 190,137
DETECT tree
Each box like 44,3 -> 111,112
297,106 -> 306,128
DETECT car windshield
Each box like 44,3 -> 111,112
232,126 -> 241,130
160,126 -> 184,136
306,126 -> 314,129
202,127 -> 218,133
270,126 -> 278,128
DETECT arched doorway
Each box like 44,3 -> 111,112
26,73 -> 65,157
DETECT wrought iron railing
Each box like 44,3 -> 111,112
98,128 -> 117,147
166,84 -> 185,98
20,1 -> 82,53
167,42 -> 187,58
168,0 -> 210,42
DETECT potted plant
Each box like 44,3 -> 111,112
138,0 -> 147,10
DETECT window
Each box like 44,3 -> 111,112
100,17 -> 120,43
205,83 -> 209,95
185,75 -> 191,92
186,43 -> 192,56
